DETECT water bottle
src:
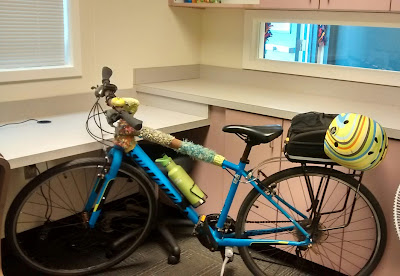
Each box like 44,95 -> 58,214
156,155 -> 207,207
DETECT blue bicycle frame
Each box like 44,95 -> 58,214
85,145 -> 312,247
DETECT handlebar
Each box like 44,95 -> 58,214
93,67 -> 143,131
120,111 -> 143,131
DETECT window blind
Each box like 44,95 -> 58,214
0,0 -> 67,71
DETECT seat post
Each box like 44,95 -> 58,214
240,143 -> 254,164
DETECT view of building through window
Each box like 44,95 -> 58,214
262,22 -> 400,72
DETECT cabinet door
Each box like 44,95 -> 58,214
319,0 -> 391,11
223,109 -> 283,219
258,0 -> 319,10
392,0 -> 400,11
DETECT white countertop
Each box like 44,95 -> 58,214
136,78 -> 400,139
0,105 -> 209,169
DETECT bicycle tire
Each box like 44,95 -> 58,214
5,157 -> 156,275
236,166 -> 386,276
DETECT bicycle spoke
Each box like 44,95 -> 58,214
44,222 -> 85,230
42,183 -> 82,219
108,183 -> 138,202
277,187 -> 299,222
35,186 -> 74,216
34,191 -> 65,214
285,179 -> 300,221
323,204 -> 369,228
317,244 -> 341,272
326,241 -> 369,261
248,209 -> 289,231
109,180 -> 130,202
329,227 -> 375,235
320,189 -> 348,225
325,236 -> 374,250
85,168 -> 99,203
320,181 -> 340,213
237,167 -> 384,276
26,201 -> 77,214
49,179 -> 78,213
18,220 -> 48,224
325,242 -> 363,271
20,212 -> 51,221
70,171 -> 86,207
58,175 -> 78,211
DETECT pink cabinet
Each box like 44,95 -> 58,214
258,0 -> 319,10
319,0 -> 391,11
186,107 -> 284,216
391,0 -> 400,11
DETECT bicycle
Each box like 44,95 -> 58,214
5,67 -> 387,276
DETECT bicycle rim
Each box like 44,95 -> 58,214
5,158 -> 156,275
236,166 -> 386,276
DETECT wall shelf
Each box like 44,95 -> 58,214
168,0 -> 259,9
170,0 -> 398,11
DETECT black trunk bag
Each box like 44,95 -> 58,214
284,112 -> 338,164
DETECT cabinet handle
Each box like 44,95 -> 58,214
270,140 -> 274,149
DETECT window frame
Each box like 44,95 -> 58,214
0,0 -> 81,83
243,10 -> 400,87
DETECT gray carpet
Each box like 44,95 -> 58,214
96,228 -> 252,276
2,221 -> 253,276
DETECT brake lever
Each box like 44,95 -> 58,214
92,85 -> 104,98
104,109 -> 120,127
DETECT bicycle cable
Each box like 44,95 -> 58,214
85,99 -> 114,147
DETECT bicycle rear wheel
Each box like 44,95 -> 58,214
236,166 -> 386,276
5,158 -> 156,275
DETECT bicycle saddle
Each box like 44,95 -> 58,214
223,125 -> 283,145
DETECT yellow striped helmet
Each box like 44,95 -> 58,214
324,113 -> 388,171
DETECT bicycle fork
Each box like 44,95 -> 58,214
84,148 -> 123,228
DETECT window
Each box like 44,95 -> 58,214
0,0 -> 81,82
262,23 -> 400,72
243,10 -> 400,87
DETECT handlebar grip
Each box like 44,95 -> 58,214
102,67 -> 113,82
120,111 -> 143,131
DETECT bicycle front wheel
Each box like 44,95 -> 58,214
236,166 -> 386,276
5,158 -> 156,275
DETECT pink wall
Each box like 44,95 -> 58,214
175,106 -> 227,215
363,139 -> 400,275
185,106 -> 399,275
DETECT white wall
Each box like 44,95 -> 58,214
0,0 -> 202,103
201,9 -> 244,68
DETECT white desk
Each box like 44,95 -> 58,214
136,78 -> 400,139
0,104 -> 209,169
